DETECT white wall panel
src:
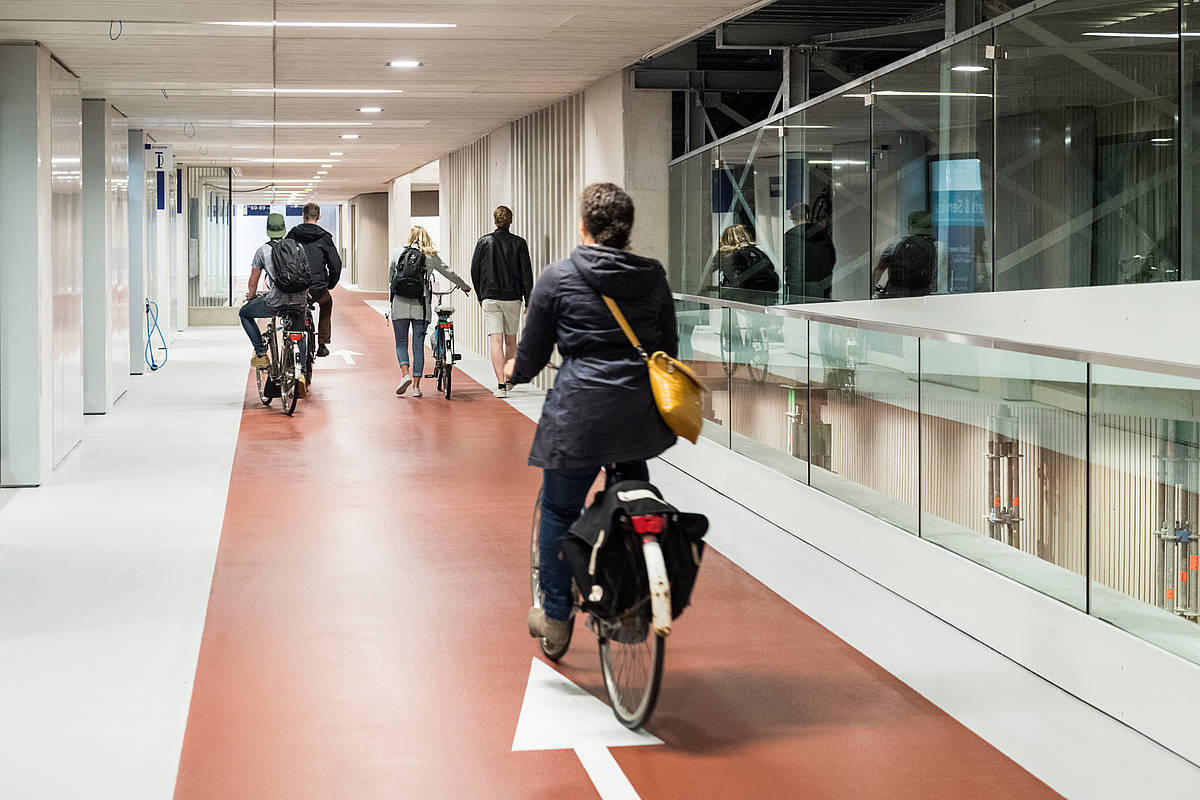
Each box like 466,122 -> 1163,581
128,130 -> 146,375
109,111 -> 130,402
50,60 -> 83,465
82,100 -> 130,413
0,45 -> 53,485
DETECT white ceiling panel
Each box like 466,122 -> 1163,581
0,0 -> 760,201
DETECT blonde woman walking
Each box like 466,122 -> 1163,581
389,226 -> 471,397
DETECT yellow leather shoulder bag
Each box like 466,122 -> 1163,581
601,295 -> 706,444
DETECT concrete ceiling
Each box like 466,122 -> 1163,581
0,1 -> 761,203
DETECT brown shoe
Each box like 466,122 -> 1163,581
250,353 -> 270,369
527,607 -> 570,651
296,375 -> 308,398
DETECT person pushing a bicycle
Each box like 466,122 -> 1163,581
505,183 -> 679,650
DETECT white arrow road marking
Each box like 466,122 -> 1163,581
331,349 -> 360,366
513,658 -> 661,800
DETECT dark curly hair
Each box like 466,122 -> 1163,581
580,183 -> 634,250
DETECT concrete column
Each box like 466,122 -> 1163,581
946,0 -> 983,36
81,100 -> 132,412
583,69 -> 673,264
0,44 -> 54,485
488,124 -> 514,211
389,173 -> 412,254
128,129 -> 147,374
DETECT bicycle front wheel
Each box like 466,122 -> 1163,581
443,330 -> 454,399
599,625 -> 664,729
255,367 -> 272,406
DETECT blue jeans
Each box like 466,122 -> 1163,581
241,297 -> 306,369
239,295 -> 275,355
538,460 -> 650,621
392,318 -> 429,375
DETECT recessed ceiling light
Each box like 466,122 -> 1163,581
320,164 -> 333,168
359,107 -> 383,113
239,121 -> 372,127
388,60 -> 423,68
316,170 -> 329,174
1150,137 -> 1174,143
329,152 -> 344,156
212,21 -> 456,29
231,158 -> 337,164
951,65 -> 989,72
232,88 -> 403,95
341,134 -> 360,139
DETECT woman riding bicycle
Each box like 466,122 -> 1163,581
504,183 -> 679,651
390,225 -> 471,398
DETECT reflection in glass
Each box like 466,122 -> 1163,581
675,300 -> 730,448
870,34 -> 994,297
728,310 -> 809,484
669,153 -> 714,296
711,128 -> 783,306
920,340 -> 1087,609
1091,366 -> 1200,666
783,98 -> 873,302
994,0 -> 1179,290
810,322 -> 918,532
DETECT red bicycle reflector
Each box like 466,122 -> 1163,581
440,322 -> 452,329
288,333 -> 303,341
629,515 -> 665,534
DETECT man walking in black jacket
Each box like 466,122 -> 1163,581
286,203 -> 343,357
470,205 -> 533,397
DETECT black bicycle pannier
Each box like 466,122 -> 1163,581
560,480 -> 708,622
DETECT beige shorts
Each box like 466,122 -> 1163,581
482,298 -> 522,336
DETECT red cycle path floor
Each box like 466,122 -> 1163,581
173,289 -> 1061,799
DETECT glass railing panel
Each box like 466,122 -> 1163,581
676,299 -> 731,448
993,0 -> 1180,291
810,321 -> 918,532
782,97 -> 873,303
709,127 -> 784,306
920,339 -> 1087,610
1090,365 -> 1200,667
669,152 -> 715,296
870,33 -> 995,299
1184,0 -> 1200,283
727,308 -> 809,484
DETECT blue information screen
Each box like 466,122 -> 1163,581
930,159 -> 985,292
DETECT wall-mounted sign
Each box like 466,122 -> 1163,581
244,204 -> 271,216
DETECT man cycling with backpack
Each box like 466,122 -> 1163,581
240,212 -> 313,395
286,203 -> 342,357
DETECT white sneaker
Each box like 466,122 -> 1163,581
412,386 -> 422,398
493,387 -> 508,398
396,376 -> 412,395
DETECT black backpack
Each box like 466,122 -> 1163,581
391,247 -> 427,300
267,239 -> 311,294
728,245 -> 780,292
885,234 -> 936,293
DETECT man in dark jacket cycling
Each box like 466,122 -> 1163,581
505,183 -> 678,650
286,203 -> 342,357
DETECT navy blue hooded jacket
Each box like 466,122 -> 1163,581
511,245 -> 679,470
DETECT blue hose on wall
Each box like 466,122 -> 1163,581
145,299 -> 168,371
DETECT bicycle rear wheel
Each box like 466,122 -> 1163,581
599,622 -> 665,730
281,344 -> 298,416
